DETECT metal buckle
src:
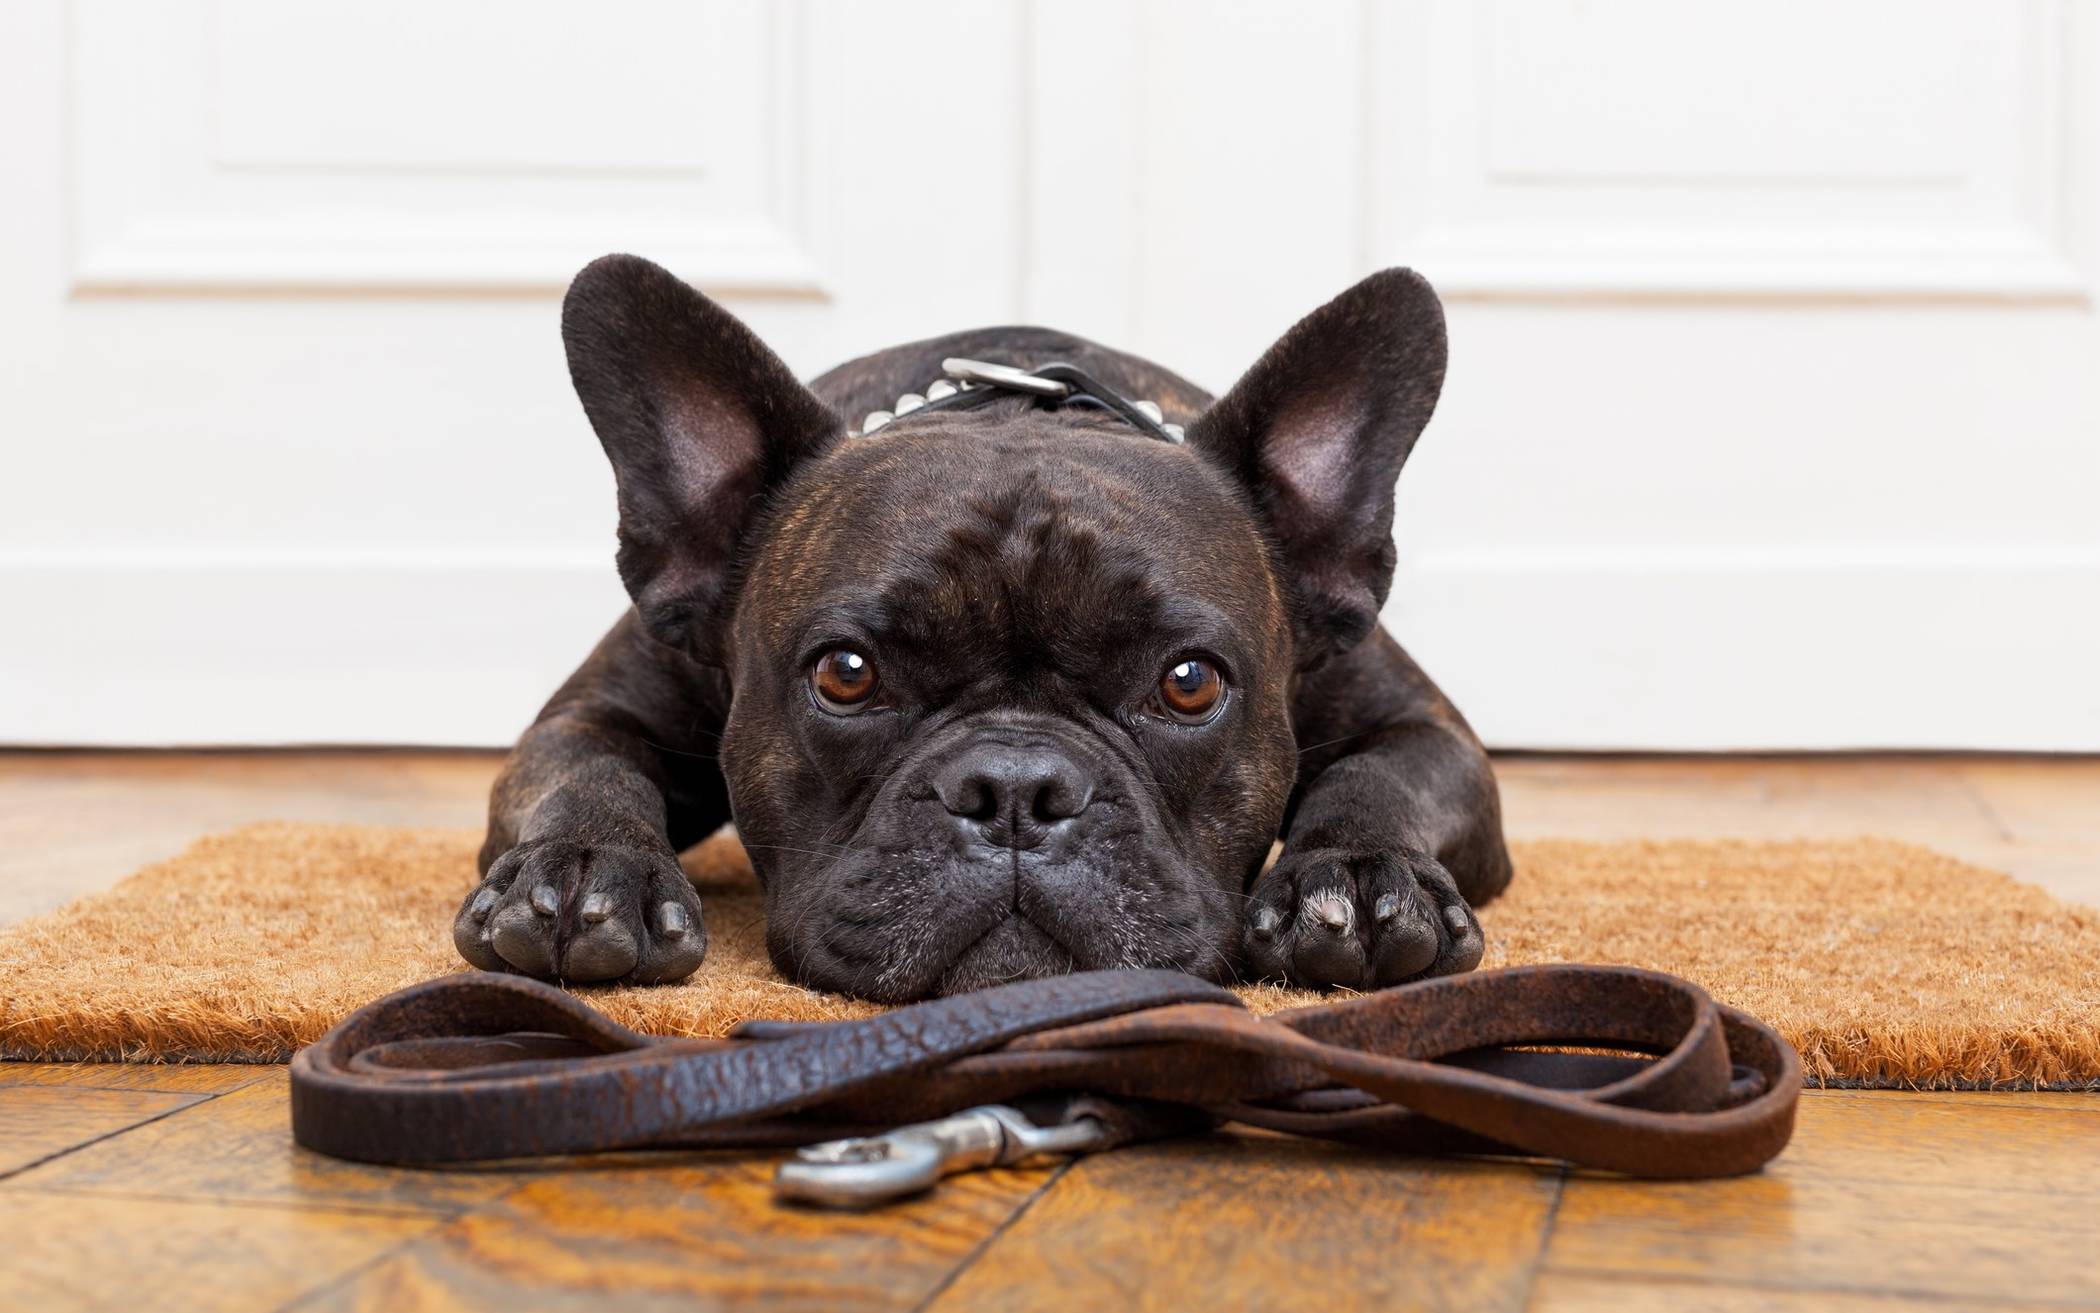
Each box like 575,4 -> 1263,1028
942,357 -> 1074,397
774,1105 -> 1110,1208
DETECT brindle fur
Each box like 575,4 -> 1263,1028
455,255 -> 1511,997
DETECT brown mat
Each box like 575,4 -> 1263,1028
2,823 -> 2095,1088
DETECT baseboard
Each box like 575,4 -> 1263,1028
1392,545 -> 2100,751
3,546 -> 2095,750
0,549 -> 629,747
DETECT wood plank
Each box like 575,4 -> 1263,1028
1541,1092 -> 2100,1307
0,749 -> 497,927
1952,757 -> 2100,843
0,1060 -> 272,1093
3,1068 -> 514,1216
925,1132 -> 1560,1313
1952,757 -> 2100,906
0,1084 -> 203,1175
0,1187 -> 435,1313
1546,1177 -> 2100,1306
1815,1087 -> 2099,1112
1494,754 -> 2100,908
1528,1272 -> 2046,1312
1495,756 -> 2008,849
300,1155 -> 1058,1312
1763,1092 -> 2100,1194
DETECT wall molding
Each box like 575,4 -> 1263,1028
1398,226 -> 2086,300
66,0 -> 826,296
70,214 -> 829,297
1371,0 -> 2089,300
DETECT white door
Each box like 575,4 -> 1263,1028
4,0 -> 2096,750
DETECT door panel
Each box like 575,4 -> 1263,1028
4,0 -> 2094,748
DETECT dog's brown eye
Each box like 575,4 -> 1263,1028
1157,658 -> 1224,723
811,648 -> 879,713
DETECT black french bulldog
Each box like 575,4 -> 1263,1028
453,254 -> 1512,999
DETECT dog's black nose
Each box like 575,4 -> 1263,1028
934,743 -> 1094,849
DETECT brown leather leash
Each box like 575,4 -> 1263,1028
290,964 -> 1799,1206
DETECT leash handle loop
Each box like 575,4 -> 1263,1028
290,964 -> 1799,1200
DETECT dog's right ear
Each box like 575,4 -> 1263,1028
1186,269 -> 1447,669
562,254 -> 842,659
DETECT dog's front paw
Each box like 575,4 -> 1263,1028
1242,846 -> 1484,990
453,839 -> 706,984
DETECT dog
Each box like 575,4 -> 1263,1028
452,254 -> 1512,1000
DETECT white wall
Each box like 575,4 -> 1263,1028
4,0 -> 2097,750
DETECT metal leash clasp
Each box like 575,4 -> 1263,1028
774,1105 -> 1109,1208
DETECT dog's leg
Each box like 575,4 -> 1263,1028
454,621 -> 728,984
1244,629 -> 1512,989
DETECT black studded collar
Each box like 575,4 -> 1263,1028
852,357 -> 1185,444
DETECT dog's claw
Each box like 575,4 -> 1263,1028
1243,847 -> 1483,991
659,900 -> 689,940
455,841 -> 705,985
1307,891 -> 1353,933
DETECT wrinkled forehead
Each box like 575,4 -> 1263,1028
742,428 -> 1288,666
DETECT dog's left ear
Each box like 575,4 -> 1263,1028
1188,269 -> 1447,668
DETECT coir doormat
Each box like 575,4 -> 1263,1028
1,823 -> 2095,1088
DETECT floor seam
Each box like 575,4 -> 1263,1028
1515,1165 -> 1568,1313
0,1090 -> 212,1184
0,1067 -> 279,1094
1952,767 -> 2019,843
0,1179 -> 506,1220
910,1159 -> 1076,1313
269,1180 -> 535,1313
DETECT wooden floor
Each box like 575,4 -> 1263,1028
3,750 -> 2098,1311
